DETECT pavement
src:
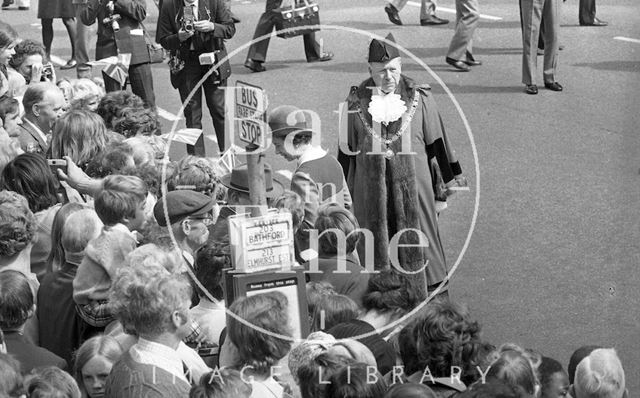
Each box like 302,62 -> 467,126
2,0 -> 639,391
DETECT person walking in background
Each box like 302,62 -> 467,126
244,0 -> 333,73
520,0 -> 562,94
384,0 -> 449,26
74,0 -> 93,78
445,0 -> 481,72
579,0 -> 607,26
39,0 -> 78,69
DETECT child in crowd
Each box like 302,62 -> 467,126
538,356 -> 571,398
0,270 -> 67,373
73,335 -> 123,398
189,368 -> 252,398
73,175 -> 148,328
190,245 -> 229,346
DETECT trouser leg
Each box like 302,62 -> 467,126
246,0 -> 280,62
41,19 -> 54,56
178,65 -> 205,155
390,0 -> 409,12
128,63 -> 156,109
62,17 -> 77,60
520,0 -> 543,85
202,71 -> 226,153
422,0 -> 437,18
579,0 -> 595,24
303,31 -> 322,61
542,0 -> 559,84
75,4 -> 92,76
446,0 -> 479,61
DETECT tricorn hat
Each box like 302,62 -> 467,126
368,33 -> 400,63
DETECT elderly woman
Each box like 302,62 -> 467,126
0,153 -> 62,280
105,253 -> 204,397
226,291 -> 294,398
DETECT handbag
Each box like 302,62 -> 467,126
275,0 -> 320,39
141,23 -> 166,64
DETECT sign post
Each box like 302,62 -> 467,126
234,80 -> 268,217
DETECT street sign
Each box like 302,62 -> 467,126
228,209 -> 295,273
234,81 -> 267,149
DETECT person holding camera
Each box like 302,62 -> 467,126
7,40 -> 56,97
81,0 -> 155,108
156,0 -> 235,155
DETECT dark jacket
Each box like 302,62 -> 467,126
15,117 -> 48,154
81,0 -> 151,65
4,331 -> 68,373
156,0 -> 234,84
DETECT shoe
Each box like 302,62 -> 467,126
544,82 -> 563,91
580,18 -> 607,26
463,51 -> 481,66
60,59 -> 77,70
18,6 -> 28,10
244,59 -> 265,73
308,52 -> 333,62
445,57 -> 470,71
230,12 -> 240,23
525,84 -> 538,95
384,4 -> 403,26
421,15 -> 449,25
1,0 -> 13,9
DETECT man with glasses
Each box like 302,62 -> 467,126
153,189 -> 215,305
16,82 -> 66,154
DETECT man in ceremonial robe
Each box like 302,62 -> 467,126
338,33 -> 464,299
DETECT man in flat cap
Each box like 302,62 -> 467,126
338,33 -> 465,299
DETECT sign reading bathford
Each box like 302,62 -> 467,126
233,80 -> 267,149
228,209 -> 295,273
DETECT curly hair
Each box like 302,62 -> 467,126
112,107 -> 160,138
195,245 -> 229,301
361,269 -> 421,313
97,91 -> 144,129
227,291 -> 293,377
109,263 -> 192,337
167,156 -> 224,200
50,110 -> 109,170
0,153 -> 59,213
8,39 -> 45,70
0,94 -> 19,123
399,300 -> 482,385
0,190 -> 36,257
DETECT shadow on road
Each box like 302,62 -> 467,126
572,61 -> 640,73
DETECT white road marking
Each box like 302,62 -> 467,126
407,1 -> 503,21
157,107 -> 183,121
49,54 -> 66,66
613,36 -> 640,44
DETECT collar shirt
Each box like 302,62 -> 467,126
298,146 -> 327,166
23,118 -> 49,146
129,338 -> 188,384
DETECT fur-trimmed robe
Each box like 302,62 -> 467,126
339,75 -> 460,296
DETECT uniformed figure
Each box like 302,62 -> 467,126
520,0 -> 563,94
338,33 -> 464,299
156,0 -> 235,155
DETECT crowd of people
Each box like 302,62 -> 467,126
0,0 -> 628,397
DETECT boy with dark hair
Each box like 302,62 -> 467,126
0,271 -> 67,372
73,174 -> 148,327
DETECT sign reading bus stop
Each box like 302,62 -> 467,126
233,81 -> 267,149
228,210 -> 294,273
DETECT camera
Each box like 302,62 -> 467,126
41,63 -> 54,81
183,5 -> 196,33
103,13 -> 121,32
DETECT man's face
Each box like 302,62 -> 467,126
18,54 -> 43,82
35,88 -> 66,130
185,215 -> 212,250
369,57 -> 402,94
272,135 -> 298,162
